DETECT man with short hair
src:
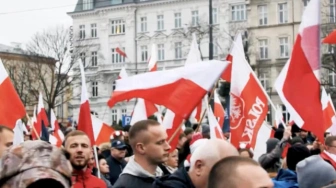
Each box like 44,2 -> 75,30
113,119 -> 171,188
0,125 -> 14,157
208,156 -> 273,188
153,139 -> 239,188
64,130 -> 106,187
321,135 -> 336,169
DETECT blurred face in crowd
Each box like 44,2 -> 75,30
299,130 -> 308,139
326,140 -> 336,155
165,149 -> 178,168
178,136 -> 187,148
111,147 -> 127,160
65,134 -> 91,170
99,158 -> 110,174
88,152 -> 95,167
0,128 -> 13,157
235,164 -> 273,188
140,125 -> 171,164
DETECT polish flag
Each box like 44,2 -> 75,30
32,92 -> 50,140
214,91 -> 225,127
107,60 -> 229,119
229,34 -> 268,149
148,44 -> 158,72
0,58 -> 26,129
186,33 -> 203,122
207,105 -> 225,139
253,122 -> 272,161
116,47 -> 127,58
274,0 -> 324,141
162,109 -> 184,151
91,115 -> 115,146
130,98 -> 158,125
50,109 -> 64,147
328,94 -> 336,135
77,60 -> 95,145
321,87 -> 335,133
118,67 -> 128,79
220,37 -> 240,82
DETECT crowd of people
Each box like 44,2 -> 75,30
1,120 -> 336,187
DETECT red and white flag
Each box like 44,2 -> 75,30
50,109 -> 64,147
116,47 -> 127,58
274,0 -> 324,141
91,115 -> 115,146
207,104 -> 225,139
229,33 -> 268,149
162,109 -> 184,151
186,33 -> 203,122
108,60 -> 229,119
0,58 -> 26,129
130,98 -> 158,125
148,44 -> 158,72
321,87 -> 335,133
32,92 -> 50,140
77,60 -> 95,145
118,67 -> 128,79
214,91 -> 225,127
328,94 -> 336,135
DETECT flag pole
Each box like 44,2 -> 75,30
26,114 -> 40,140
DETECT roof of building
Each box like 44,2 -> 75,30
0,43 -> 26,55
70,0 -> 158,13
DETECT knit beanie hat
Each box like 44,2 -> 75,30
266,138 -> 279,153
286,144 -> 310,171
297,155 -> 336,188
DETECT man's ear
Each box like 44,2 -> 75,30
135,143 -> 146,155
195,160 -> 204,176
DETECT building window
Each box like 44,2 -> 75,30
112,81 -> 116,91
91,23 -> 97,38
303,0 -> 310,7
92,82 -> 98,97
278,3 -> 288,24
279,37 -> 289,58
212,8 -> 218,24
79,25 -> 85,39
91,51 -> 98,66
174,13 -> 182,28
213,42 -> 218,56
111,48 -> 126,63
282,105 -> 291,123
157,44 -> 165,61
259,39 -> 268,59
140,17 -> 147,32
111,0 -> 122,5
192,10 -> 199,26
111,20 -> 125,34
175,42 -> 182,59
83,0 -> 93,10
258,5 -> 268,25
330,0 -> 335,23
57,105 -> 62,118
111,109 -> 117,124
259,74 -> 269,89
80,52 -> 86,67
329,69 -> 336,87
121,109 -> 127,116
141,46 -> 148,62
157,15 -> 164,30
231,4 -> 246,21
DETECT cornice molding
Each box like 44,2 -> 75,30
68,0 -> 205,18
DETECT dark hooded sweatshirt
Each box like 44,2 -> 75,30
152,167 -> 195,188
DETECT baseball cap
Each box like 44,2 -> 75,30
111,140 -> 127,150
0,140 -> 72,188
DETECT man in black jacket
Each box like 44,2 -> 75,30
106,140 -> 127,185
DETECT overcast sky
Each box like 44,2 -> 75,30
0,0 -> 77,47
